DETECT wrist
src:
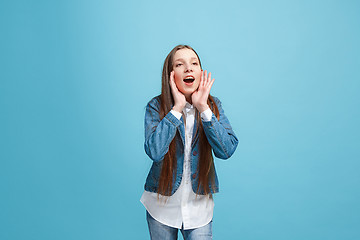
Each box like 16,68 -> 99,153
172,105 -> 184,113
197,104 -> 210,113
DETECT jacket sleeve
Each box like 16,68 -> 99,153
202,97 -> 238,159
144,97 -> 182,162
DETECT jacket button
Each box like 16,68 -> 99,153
193,151 -> 198,156
192,173 -> 196,179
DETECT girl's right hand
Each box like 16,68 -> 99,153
169,71 -> 186,113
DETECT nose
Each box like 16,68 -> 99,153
185,64 -> 193,72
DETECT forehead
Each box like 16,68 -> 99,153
173,48 -> 198,61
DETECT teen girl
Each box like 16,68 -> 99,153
141,45 -> 238,240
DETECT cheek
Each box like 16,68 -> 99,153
195,72 -> 201,83
173,73 -> 183,89
174,72 -> 180,81
174,72 -> 182,83
194,79 -> 201,89
194,69 -> 201,79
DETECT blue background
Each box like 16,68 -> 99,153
1,0 -> 359,239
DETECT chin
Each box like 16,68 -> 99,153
181,86 -> 197,95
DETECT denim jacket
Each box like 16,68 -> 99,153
144,95 -> 238,195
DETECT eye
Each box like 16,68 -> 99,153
192,62 -> 198,65
175,63 -> 182,67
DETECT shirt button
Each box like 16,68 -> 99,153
193,151 -> 197,156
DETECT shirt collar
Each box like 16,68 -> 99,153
183,102 -> 194,114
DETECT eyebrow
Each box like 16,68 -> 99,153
174,57 -> 198,62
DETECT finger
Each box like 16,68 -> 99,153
200,70 -> 204,87
203,70 -> 208,87
170,71 -> 175,83
209,78 -> 215,89
169,71 -> 174,86
169,71 -> 177,92
207,72 -> 212,86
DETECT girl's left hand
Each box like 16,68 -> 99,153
192,70 -> 215,112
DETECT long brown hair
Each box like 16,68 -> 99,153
158,45 -> 220,197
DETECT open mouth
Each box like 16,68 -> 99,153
183,76 -> 195,84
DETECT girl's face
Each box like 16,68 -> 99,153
172,48 -> 202,98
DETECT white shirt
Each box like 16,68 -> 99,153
140,102 -> 214,230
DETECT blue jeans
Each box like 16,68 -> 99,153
146,211 -> 213,240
